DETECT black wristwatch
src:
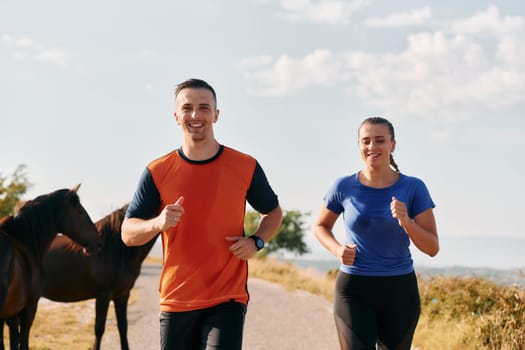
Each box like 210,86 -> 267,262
249,235 -> 265,251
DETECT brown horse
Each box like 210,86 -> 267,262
41,204 -> 159,350
0,184 -> 103,350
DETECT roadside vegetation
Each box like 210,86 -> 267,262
249,257 -> 525,350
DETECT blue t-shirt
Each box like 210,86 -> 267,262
324,173 -> 435,276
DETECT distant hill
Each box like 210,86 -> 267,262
410,234 -> 525,270
286,234 -> 525,288
415,265 -> 525,288
299,234 -> 524,270
285,258 -> 525,288
149,234 -> 525,287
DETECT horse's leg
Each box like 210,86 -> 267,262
6,317 -> 19,350
0,319 -> 5,350
0,234 -> 13,311
17,301 -> 38,350
114,292 -> 130,350
0,318 -> 18,350
93,295 -> 111,350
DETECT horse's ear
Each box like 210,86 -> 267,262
13,200 -> 26,215
71,183 -> 81,193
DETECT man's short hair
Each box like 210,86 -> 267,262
175,79 -> 217,106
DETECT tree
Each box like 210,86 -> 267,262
244,209 -> 310,256
0,164 -> 31,217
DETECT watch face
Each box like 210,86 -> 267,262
251,236 -> 264,250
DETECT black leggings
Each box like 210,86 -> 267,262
159,301 -> 246,350
333,271 -> 420,350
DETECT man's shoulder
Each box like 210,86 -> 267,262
148,149 -> 180,169
222,145 -> 256,162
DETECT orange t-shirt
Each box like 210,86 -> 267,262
148,146 -> 257,312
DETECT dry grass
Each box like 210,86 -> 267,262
248,256 -> 335,302
2,299 -> 96,350
2,285 -> 142,349
413,315 -> 469,350
414,274 -> 525,350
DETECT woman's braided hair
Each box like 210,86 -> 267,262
360,117 -> 400,173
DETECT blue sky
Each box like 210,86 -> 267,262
1,0 -> 524,268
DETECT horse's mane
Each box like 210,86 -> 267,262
14,189 -> 74,218
94,203 -> 158,263
96,204 -> 129,244
0,189 -> 74,249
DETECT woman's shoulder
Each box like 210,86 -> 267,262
331,173 -> 359,188
398,173 -> 430,190
399,173 -> 426,183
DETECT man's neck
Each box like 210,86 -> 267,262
181,139 -> 220,161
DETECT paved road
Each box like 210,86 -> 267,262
102,264 -> 340,349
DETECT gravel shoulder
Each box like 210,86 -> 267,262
102,263 -> 339,349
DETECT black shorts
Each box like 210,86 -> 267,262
159,301 -> 247,350
333,271 -> 420,350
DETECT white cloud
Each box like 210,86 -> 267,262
242,5 -> 525,120
1,34 -> 34,48
450,5 -> 525,38
363,7 -> 432,28
450,5 -> 525,69
1,33 -> 71,67
344,30 -> 518,119
278,0 -> 368,25
243,49 -> 348,96
35,48 -> 71,66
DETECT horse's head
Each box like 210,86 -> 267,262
58,184 -> 103,255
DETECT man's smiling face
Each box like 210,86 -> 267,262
174,87 -> 219,142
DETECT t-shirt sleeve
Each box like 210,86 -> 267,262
324,179 -> 344,215
126,167 -> 161,220
246,161 -> 279,214
410,178 -> 435,217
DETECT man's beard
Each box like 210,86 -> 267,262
190,132 -> 206,142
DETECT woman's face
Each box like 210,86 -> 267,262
358,122 -> 396,169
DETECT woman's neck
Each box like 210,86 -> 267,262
358,168 -> 399,188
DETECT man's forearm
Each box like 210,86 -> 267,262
121,217 -> 161,246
